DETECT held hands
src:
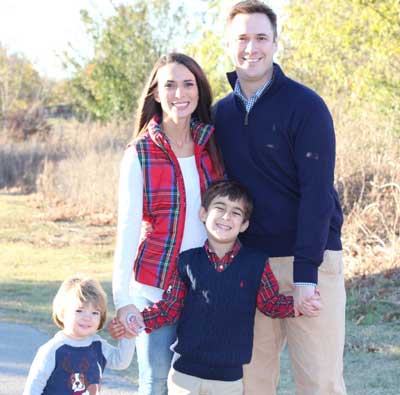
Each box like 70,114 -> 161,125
109,304 -> 145,338
108,318 -> 126,339
294,285 -> 322,317
108,314 -> 144,339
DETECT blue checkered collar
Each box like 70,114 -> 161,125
233,72 -> 274,113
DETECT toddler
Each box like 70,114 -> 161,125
23,274 -> 135,395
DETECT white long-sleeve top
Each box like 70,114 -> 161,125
113,145 -> 207,309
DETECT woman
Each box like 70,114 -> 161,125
112,53 -> 223,395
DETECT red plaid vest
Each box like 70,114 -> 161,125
132,116 -> 222,290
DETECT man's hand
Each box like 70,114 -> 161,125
294,285 -> 321,317
117,304 -> 145,338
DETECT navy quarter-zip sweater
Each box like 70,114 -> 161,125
172,246 -> 266,381
214,64 -> 343,284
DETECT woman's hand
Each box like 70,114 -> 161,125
117,304 -> 145,338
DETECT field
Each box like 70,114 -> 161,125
0,191 -> 399,393
1,106 -> 400,392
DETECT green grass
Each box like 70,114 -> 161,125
1,192 -> 399,393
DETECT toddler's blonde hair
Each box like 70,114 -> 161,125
52,274 -> 107,330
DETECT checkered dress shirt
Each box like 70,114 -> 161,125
234,75 -> 273,113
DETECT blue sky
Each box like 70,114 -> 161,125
0,0 -> 283,80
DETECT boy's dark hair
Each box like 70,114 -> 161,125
202,180 -> 253,221
227,1 -> 278,40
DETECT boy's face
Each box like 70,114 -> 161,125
61,297 -> 101,340
200,195 -> 249,246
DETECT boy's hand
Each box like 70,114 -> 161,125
108,317 -> 126,339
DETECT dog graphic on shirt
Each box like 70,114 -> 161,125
62,357 -> 100,395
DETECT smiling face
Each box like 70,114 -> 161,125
228,12 -> 277,90
61,297 -> 101,340
200,195 -> 249,250
154,62 -> 199,124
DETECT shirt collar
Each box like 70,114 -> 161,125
204,239 -> 242,264
234,75 -> 273,113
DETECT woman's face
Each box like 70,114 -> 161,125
154,62 -> 199,123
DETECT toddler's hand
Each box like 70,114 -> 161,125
108,317 -> 126,339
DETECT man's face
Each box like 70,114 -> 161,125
228,12 -> 277,87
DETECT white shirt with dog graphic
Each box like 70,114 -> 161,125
23,331 -> 135,395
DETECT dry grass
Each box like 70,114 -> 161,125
0,140 -> 53,192
333,104 -> 400,280
1,120 -> 132,223
331,102 -> 400,329
39,121 -> 130,221
1,105 -> 399,392
2,102 -> 399,281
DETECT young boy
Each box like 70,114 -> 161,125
23,275 -> 135,395
111,181 -> 320,394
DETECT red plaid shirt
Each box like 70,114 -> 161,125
142,240 -> 294,331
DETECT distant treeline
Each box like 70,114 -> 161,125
1,0 -> 399,132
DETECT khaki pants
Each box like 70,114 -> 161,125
243,250 -> 346,395
168,369 -> 243,395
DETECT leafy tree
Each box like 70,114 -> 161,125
0,44 -> 43,116
67,1 -> 188,121
185,0 -> 233,101
280,0 -> 400,114
0,44 -> 53,140
186,30 -> 232,102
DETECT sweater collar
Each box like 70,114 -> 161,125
148,115 -> 214,149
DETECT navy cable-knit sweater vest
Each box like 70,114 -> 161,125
172,245 -> 267,381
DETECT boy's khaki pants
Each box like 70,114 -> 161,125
243,250 -> 346,395
168,369 -> 243,395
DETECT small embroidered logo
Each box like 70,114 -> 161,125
240,280 -> 244,288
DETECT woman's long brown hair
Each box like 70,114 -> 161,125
133,52 -> 223,175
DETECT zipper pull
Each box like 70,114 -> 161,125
244,111 -> 249,126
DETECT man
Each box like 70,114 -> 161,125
213,1 -> 346,394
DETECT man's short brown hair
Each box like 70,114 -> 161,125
227,0 -> 278,39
